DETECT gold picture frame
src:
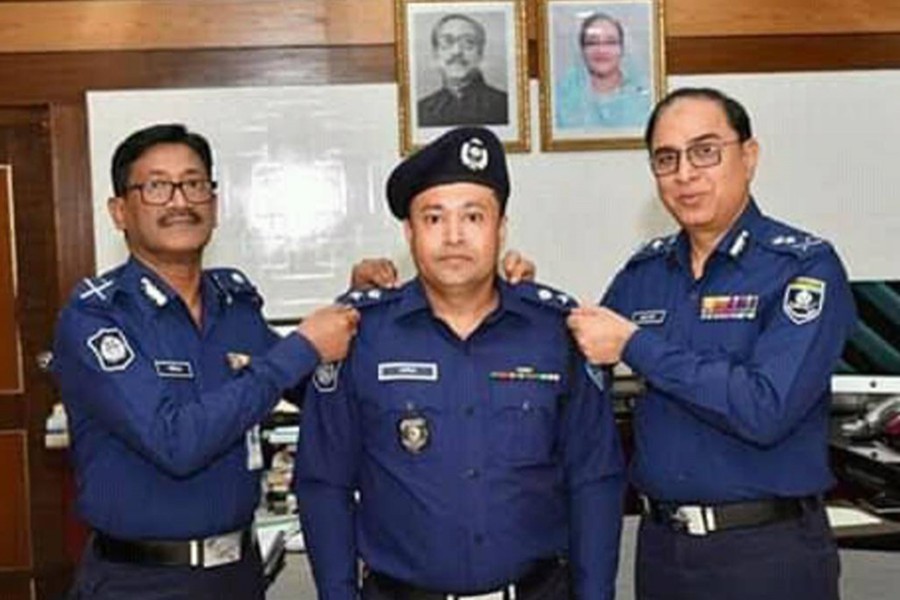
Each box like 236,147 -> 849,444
538,0 -> 666,151
395,0 -> 530,155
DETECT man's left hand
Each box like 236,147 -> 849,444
567,305 -> 638,365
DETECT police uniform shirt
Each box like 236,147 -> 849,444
53,257 -> 319,540
603,200 -> 856,503
295,279 -> 625,600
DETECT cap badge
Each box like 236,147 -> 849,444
460,137 -> 489,171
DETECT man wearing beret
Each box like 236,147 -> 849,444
294,126 -> 625,600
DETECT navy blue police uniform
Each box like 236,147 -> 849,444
294,126 -> 625,600
296,280 -> 624,600
53,257 -> 320,599
602,200 -> 856,600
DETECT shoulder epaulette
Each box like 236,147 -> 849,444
760,230 -> 832,258
71,262 -> 129,307
72,274 -> 119,306
513,281 -> 578,314
627,234 -> 676,264
207,268 -> 262,304
337,287 -> 402,310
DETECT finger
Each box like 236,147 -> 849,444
379,261 -> 399,288
500,250 -> 521,281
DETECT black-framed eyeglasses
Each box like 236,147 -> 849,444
436,34 -> 480,52
650,139 -> 743,177
126,179 -> 217,206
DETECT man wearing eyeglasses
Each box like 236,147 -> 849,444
53,123 -> 360,599
417,13 -> 509,127
567,88 -> 856,600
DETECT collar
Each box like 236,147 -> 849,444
447,70 -> 487,98
117,257 -> 178,317
712,199 -> 765,265
667,199 -> 765,270
393,277 -> 531,325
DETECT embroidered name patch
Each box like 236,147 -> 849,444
378,362 -> 439,382
631,309 -> 667,326
86,327 -> 135,372
700,295 -> 759,321
783,277 -> 826,325
154,360 -> 194,379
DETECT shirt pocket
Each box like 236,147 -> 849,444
490,382 -> 560,466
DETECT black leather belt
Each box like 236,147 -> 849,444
94,529 -> 251,568
643,496 -> 818,536
366,557 -> 566,599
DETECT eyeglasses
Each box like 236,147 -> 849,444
650,139 -> 743,177
436,34 -> 480,52
125,179 -> 217,206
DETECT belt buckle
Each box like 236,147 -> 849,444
673,505 -> 716,536
198,531 -> 243,568
448,586 -> 513,600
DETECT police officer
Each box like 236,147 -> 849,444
53,124 -> 359,599
295,127 -> 625,600
567,88 -> 857,600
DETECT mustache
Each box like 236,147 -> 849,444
158,210 -> 202,227
446,55 -> 470,66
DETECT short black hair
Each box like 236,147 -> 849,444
643,87 -> 753,149
110,124 -> 213,196
431,13 -> 486,52
579,12 -> 624,48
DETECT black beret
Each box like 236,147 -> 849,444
386,126 -> 509,219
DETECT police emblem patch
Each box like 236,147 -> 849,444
783,277 -> 826,325
87,327 -> 135,372
460,137 -> 489,171
398,415 -> 430,454
313,362 -> 341,393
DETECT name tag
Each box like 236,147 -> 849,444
378,362 -> 439,382
632,309 -> 667,326
154,360 -> 194,379
700,295 -> 759,321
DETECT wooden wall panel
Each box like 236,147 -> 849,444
0,0 -> 394,52
0,431 -> 31,570
667,0 -> 900,38
0,166 -> 22,393
2,0 -> 900,53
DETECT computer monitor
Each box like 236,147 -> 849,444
832,280 -> 900,394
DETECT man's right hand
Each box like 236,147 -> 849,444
297,305 -> 360,362
350,258 -> 399,290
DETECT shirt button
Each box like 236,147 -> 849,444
465,468 -> 479,479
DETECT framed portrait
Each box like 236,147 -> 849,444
538,0 -> 666,151
395,0 -> 530,155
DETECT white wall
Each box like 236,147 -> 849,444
88,70 -> 900,318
